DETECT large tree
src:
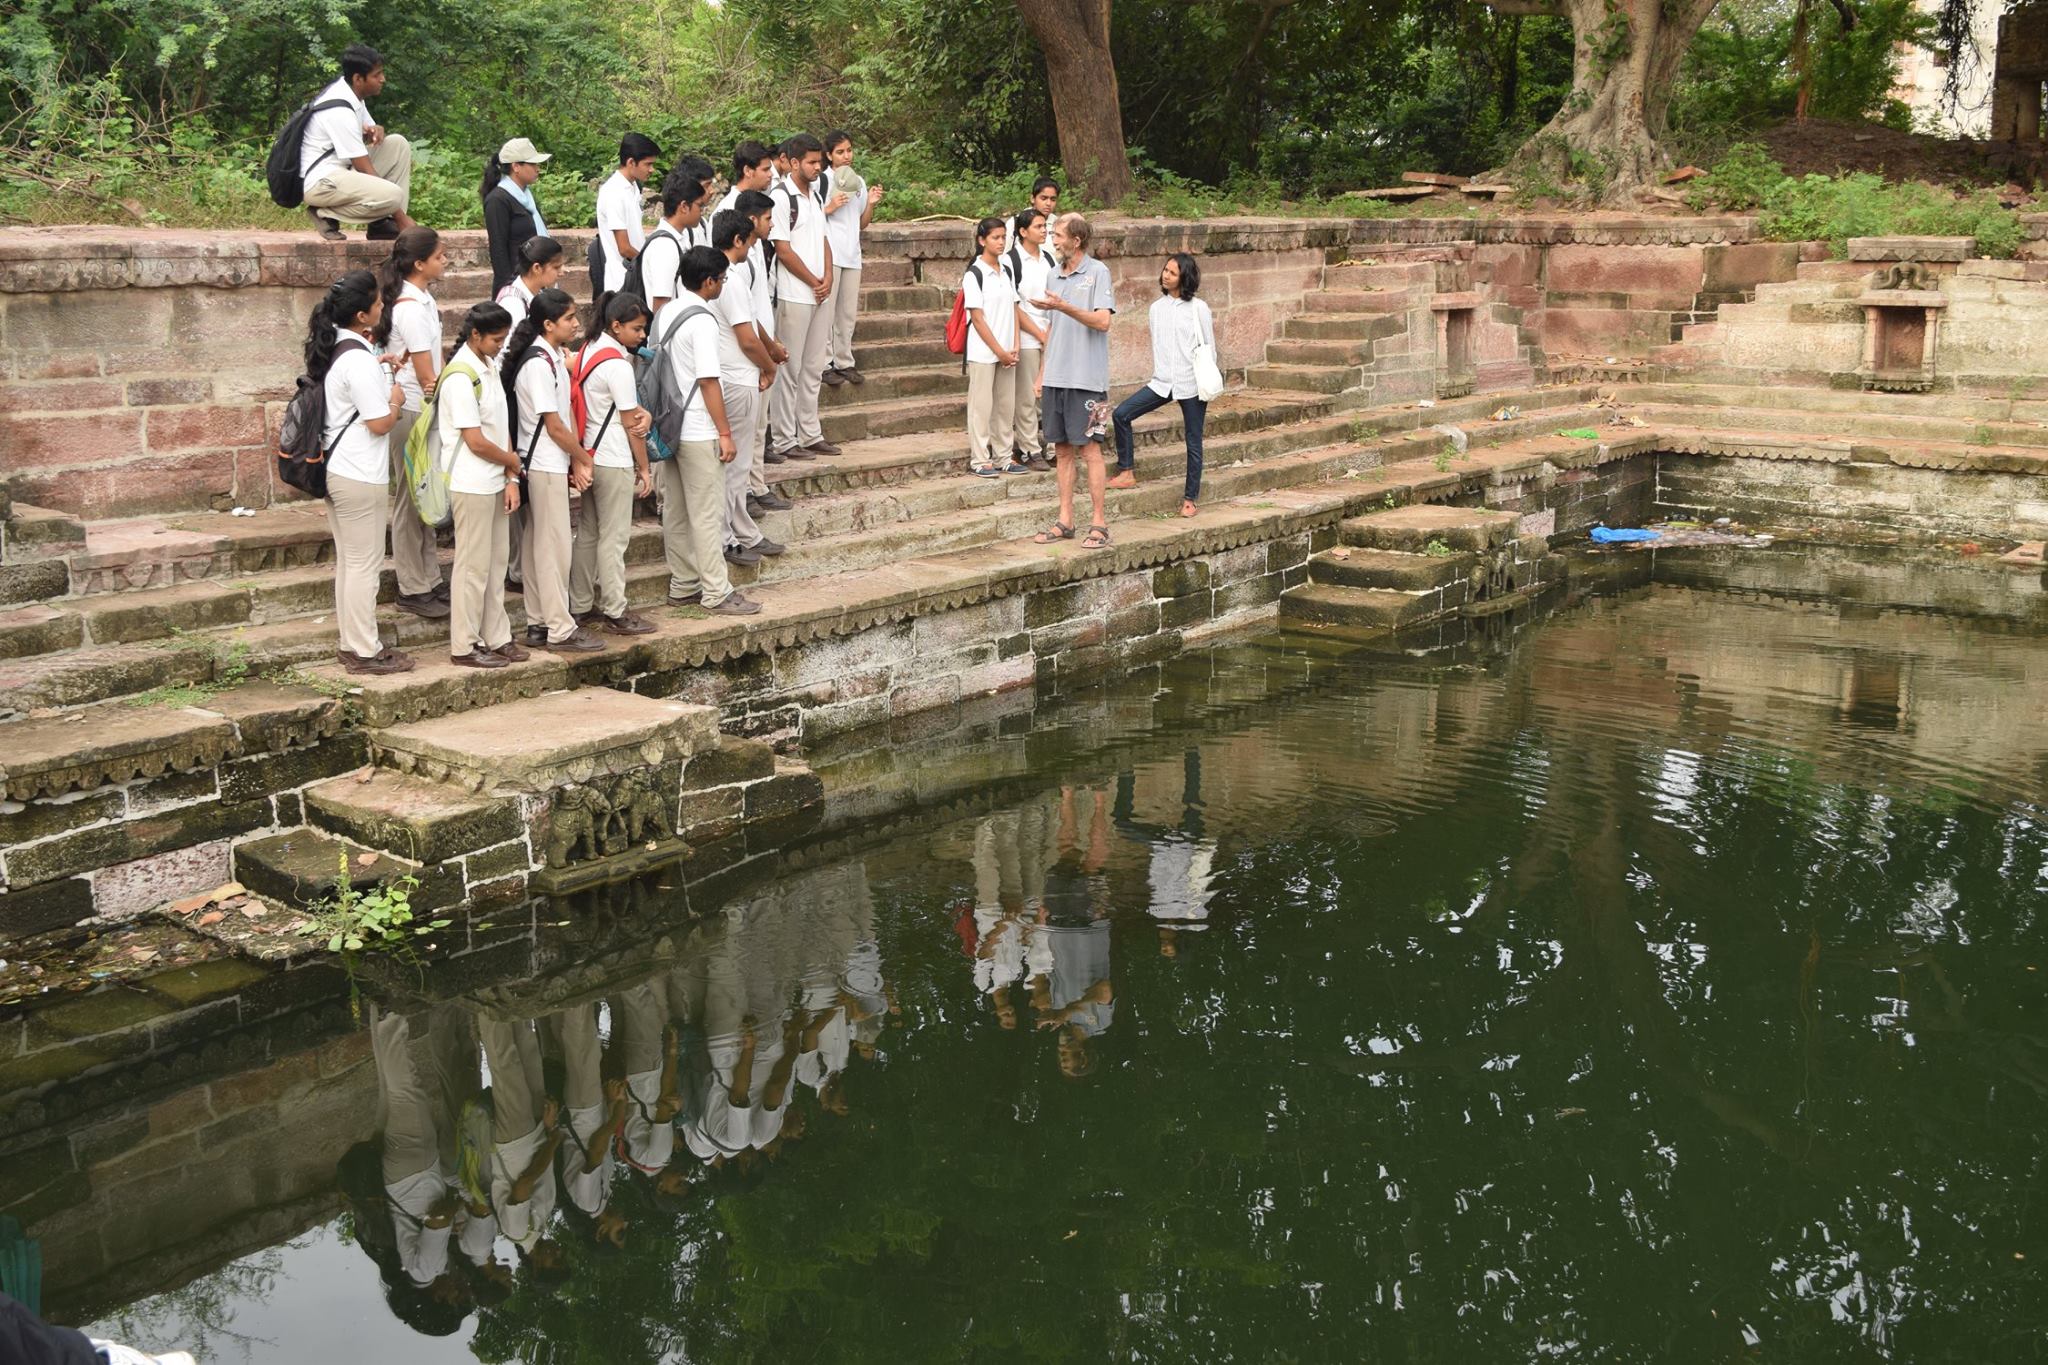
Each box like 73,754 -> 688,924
1483,0 -> 1721,199
1014,0 -> 1137,204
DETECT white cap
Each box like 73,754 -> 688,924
497,137 -> 551,165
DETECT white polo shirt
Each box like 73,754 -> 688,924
637,222 -> 690,306
494,277 -> 534,330
575,343 -> 640,470
749,241 -> 778,340
513,339 -> 576,475
823,166 -> 865,270
436,344 -> 509,495
388,281 -> 440,413
1007,243 -> 1057,351
768,183 -> 826,304
595,171 -> 645,293
656,297 -> 723,444
714,260 -> 762,386
299,79 -> 370,185
962,259 -> 1019,364
321,330 -> 390,485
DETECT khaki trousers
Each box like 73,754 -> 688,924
1011,347 -> 1045,457
826,265 -> 861,370
521,472 -> 577,642
450,489 -> 511,654
386,407 -> 443,597
770,298 -> 829,453
569,464 -> 637,619
657,442 -> 734,606
303,133 -> 413,225
506,504 -> 524,585
966,359 -> 1017,468
325,473 -> 388,659
721,381 -> 764,549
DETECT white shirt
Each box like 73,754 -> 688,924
595,171 -> 645,293
962,258 -> 1019,365
556,1102 -> 614,1216
513,338 -> 576,475
299,78 -> 370,185
656,297 -> 723,444
489,1123 -> 558,1253
387,281 -> 440,412
714,260 -> 763,385
494,278 -> 534,330
321,329 -> 390,485
749,242 -> 778,340
823,167 -> 865,269
1008,243 -> 1057,350
385,1168 -> 454,1287
619,1067 -> 675,1174
637,223 -> 690,305
437,344 -> 508,495
575,342 -> 640,469
1146,295 -> 1216,401
768,183 -> 826,303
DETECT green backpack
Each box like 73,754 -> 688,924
402,358 -> 485,531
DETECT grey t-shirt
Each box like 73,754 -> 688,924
1040,254 -> 1115,393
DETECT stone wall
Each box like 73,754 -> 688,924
1657,450 -> 2048,542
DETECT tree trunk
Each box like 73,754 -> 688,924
1014,0 -> 1136,206
1490,0 -> 1720,203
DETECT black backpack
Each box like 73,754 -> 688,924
275,335 -> 370,498
266,97 -> 353,208
586,235 -> 606,306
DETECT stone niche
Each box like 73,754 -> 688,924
1430,291 -> 1482,398
1849,238 -> 1969,393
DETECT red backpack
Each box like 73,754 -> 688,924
944,262 -> 984,357
568,343 -> 626,451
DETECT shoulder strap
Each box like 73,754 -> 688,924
435,360 -> 486,470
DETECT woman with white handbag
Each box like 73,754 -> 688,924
1108,252 -> 1222,518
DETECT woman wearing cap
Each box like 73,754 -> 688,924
481,137 -> 553,293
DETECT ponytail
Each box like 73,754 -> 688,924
587,290 -> 651,348
372,226 -> 440,346
448,301 -> 513,364
305,270 -> 379,380
501,286 -> 578,409
480,151 -> 509,206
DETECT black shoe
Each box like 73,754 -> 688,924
667,591 -> 702,607
366,217 -> 402,241
753,490 -> 794,511
451,649 -> 510,669
782,446 -> 817,461
309,210 -> 345,242
725,543 -> 763,566
536,627 -> 607,654
431,580 -> 452,603
763,448 -> 790,465
395,591 -> 451,619
842,366 -> 865,385
749,536 -> 786,557
526,624 -> 548,645
823,368 -> 848,387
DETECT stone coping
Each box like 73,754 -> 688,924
0,213 -> 1773,293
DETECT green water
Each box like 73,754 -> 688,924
57,557 -> 2048,1361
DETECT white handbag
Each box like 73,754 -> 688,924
1192,340 -> 1224,402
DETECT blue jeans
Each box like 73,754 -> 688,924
1112,387 -> 1207,502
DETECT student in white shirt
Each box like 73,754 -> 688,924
636,170 -> 710,316
437,301 -> 525,668
297,43 -> 415,240
1111,253 -> 1217,518
567,292 -> 657,635
477,1015 -> 566,1276
768,134 -> 837,461
595,132 -> 660,295
731,190 -> 792,516
548,1003 -> 628,1245
494,235 -> 564,331
309,270 -> 413,675
654,247 -> 761,615
711,209 -> 785,567
1031,175 -> 1061,218
371,225 -> 451,617
717,140 -> 775,217
963,216 -> 1026,477
504,288 -> 606,653
818,131 -> 883,387
1004,207 -> 1058,471
675,156 -> 718,251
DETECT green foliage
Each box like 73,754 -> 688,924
298,849 -> 443,955
1689,140 -> 1787,210
125,629 -> 255,708
1423,538 -> 1456,557
1690,143 -> 2022,257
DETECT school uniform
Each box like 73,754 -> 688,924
767,181 -> 832,456
962,257 -> 1021,471
438,343 -> 514,655
714,259 -> 769,551
653,296 -> 737,607
822,166 -> 867,371
744,243 -> 779,499
1113,294 -> 1217,502
567,340 -> 643,621
513,338 -> 580,643
548,1004 -> 614,1218
636,221 -> 691,309
384,280 -> 446,598
322,328 -> 394,659
478,1017 -> 559,1256
1005,242 -> 1058,460
299,77 -> 411,224
595,170 -> 645,293
490,279 -> 535,588
494,277 -> 536,331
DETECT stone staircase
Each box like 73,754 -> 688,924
1281,504 -> 1554,633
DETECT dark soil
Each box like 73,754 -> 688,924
1755,117 -> 2009,187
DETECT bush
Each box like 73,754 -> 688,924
1693,144 -> 2023,258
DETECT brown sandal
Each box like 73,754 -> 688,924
1032,522 -> 1075,544
1081,525 -> 1112,549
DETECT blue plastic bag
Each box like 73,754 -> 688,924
1590,526 -> 1660,544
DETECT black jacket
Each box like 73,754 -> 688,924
483,185 -> 539,292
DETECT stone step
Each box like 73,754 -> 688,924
841,308 -> 952,342
1307,547 -> 1470,591
369,686 -> 720,793
861,284 -> 948,312
303,768 -> 523,864
4,504 -> 88,560
1327,262 -> 1438,289
1265,338 -> 1373,367
853,335 -> 956,370
1279,582 -> 1446,632
1339,503 -> 1520,553
820,392 -> 967,445
1305,289 -> 1424,315
1283,312 -> 1412,342
1629,398 -> 2048,449
1246,363 -> 1359,394
232,828 -> 465,915
820,363 -> 962,407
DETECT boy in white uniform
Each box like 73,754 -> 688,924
711,208 -> 785,567
767,133 -> 837,461
1005,208 -> 1059,470
438,305 -> 526,668
297,43 -> 415,238
595,132 -> 660,293
478,1015 -> 566,1274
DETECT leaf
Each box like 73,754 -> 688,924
240,904 -> 267,919
343,935 -> 364,950
197,911 -> 226,926
356,852 -> 379,867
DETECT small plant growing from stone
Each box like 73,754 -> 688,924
298,851 -> 448,1018
1424,539 -> 1456,558
1971,425 -> 1996,446
1433,449 -> 1454,472
126,629 -> 256,708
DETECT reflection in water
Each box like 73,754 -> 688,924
36,563 -> 2048,1361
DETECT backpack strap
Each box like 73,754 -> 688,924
322,333 -> 374,454
574,345 -> 628,452
511,345 -> 557,471
301,97 -> 357,177
435,359 -> 486,471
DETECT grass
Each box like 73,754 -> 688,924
124,630 -> 254,708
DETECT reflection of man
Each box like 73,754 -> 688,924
610,982 -> 681,1184
550,1002 -> 629,1248
370,1006 -> 466,1294
1030,786 -> 1116,1077
478,1015 -> 565,1275
1116,753 -> 1219,958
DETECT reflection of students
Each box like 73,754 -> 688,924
478,1016 -> 565,1275
550,1003 -> 628,1248
609,982 -> 681,1181
1116,752 -> 1219,957
371,1007 -> 462,1291
1030,787 -> 1116,1077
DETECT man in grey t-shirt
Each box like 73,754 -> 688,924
1031,214 -> 1117,549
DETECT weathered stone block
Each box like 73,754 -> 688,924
8,799 -> 268,886
0,559 -> 69,606
126,767 -> 221,815
1847,236 -> 1972,263
220,734 -> 370,804
1030,616 -> 1105,657
88,836 -> 236,919
890,673 -> 961,717
1160,592 -> 1213,630
996,631 -> 1032,660
677,786 -> 744,843
683,738 -> 776,789
0,788 -> 125,847
743,765 -> 824,822
0,410 -> 147,469
0,875 -> 92,940
1214,574 -> 1283,615
1025,583 -> 1088,629
1106,602 -> 1162,639
463,839 -> 532,886
303,766 -> 520,863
